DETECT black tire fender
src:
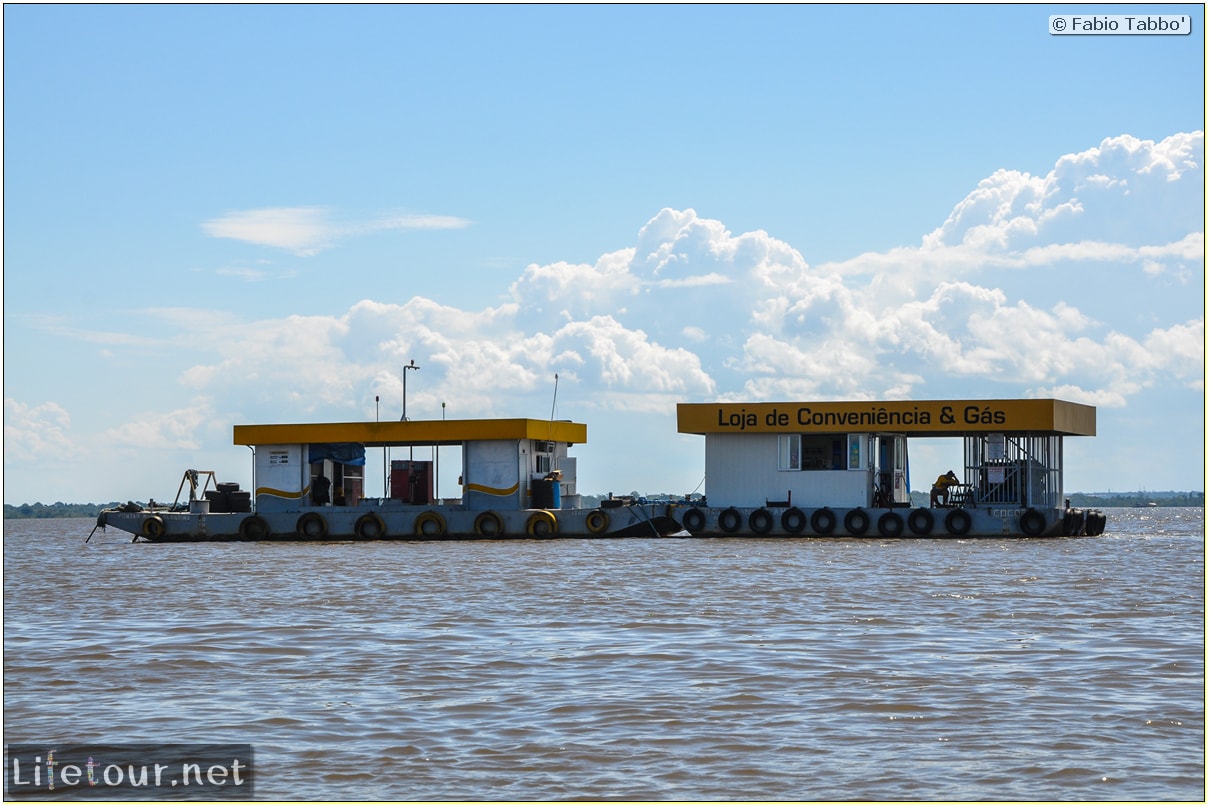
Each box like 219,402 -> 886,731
682,507 -> 707,533
781,507 -> 807,534
907,508 -> 934,536
1062,509 -> 1085,536
414,510 -> 446,537
474,510 -> 505,537
526,511 -> 558,536
142,515 -> 166,539
1020,509 -> 1046,537
749,508 -> 774,535
585,509 -> 610,534
718,508 -> 742,534
944,508 -> 972,536
239,515 -> 271,540
877,511 -> 905,537
296,512 -> 328,539
810,508 -> 837,535
844,508 -> 870,536
354,513 -> 386,540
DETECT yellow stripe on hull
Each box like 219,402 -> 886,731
256,486 -> 307,500
465,482 -> 520,497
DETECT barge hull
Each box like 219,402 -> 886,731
669,504 -> 1106,538
97,504 -> 681,543
97,502 -> 1105,542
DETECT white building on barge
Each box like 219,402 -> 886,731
673,398 -> 1105,538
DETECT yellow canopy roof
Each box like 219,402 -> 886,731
234,418 -> 587,447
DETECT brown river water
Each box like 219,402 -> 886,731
4,509 -> 1204,800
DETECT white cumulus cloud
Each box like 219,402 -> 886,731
4,399 -> 72,461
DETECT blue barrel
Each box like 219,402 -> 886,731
531,479 -> 562,509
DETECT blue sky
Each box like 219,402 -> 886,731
3,4 -> 1204,505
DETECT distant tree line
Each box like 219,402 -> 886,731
4,502 -> 125,519
903,490 -> 1205,508
1065,491 -> 1204,508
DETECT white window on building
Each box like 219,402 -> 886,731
778,434 -> 801,471
848,434 -> 863,470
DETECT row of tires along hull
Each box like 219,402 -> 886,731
119,504 -> 1106,542
131,507 -> 614,542
678,506 -> 1107,538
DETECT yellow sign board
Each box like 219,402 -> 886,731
677,399 -> 1095,437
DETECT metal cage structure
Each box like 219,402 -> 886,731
963,434 -> 1064,509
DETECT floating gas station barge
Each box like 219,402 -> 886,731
94,397 -> 1105,542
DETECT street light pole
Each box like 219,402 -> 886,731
402,360 -> 421,483
436,401 -> 445,502
401,359 -> 420,422
377,395 -> 384,500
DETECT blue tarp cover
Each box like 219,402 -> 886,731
308,443 -> 366,466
